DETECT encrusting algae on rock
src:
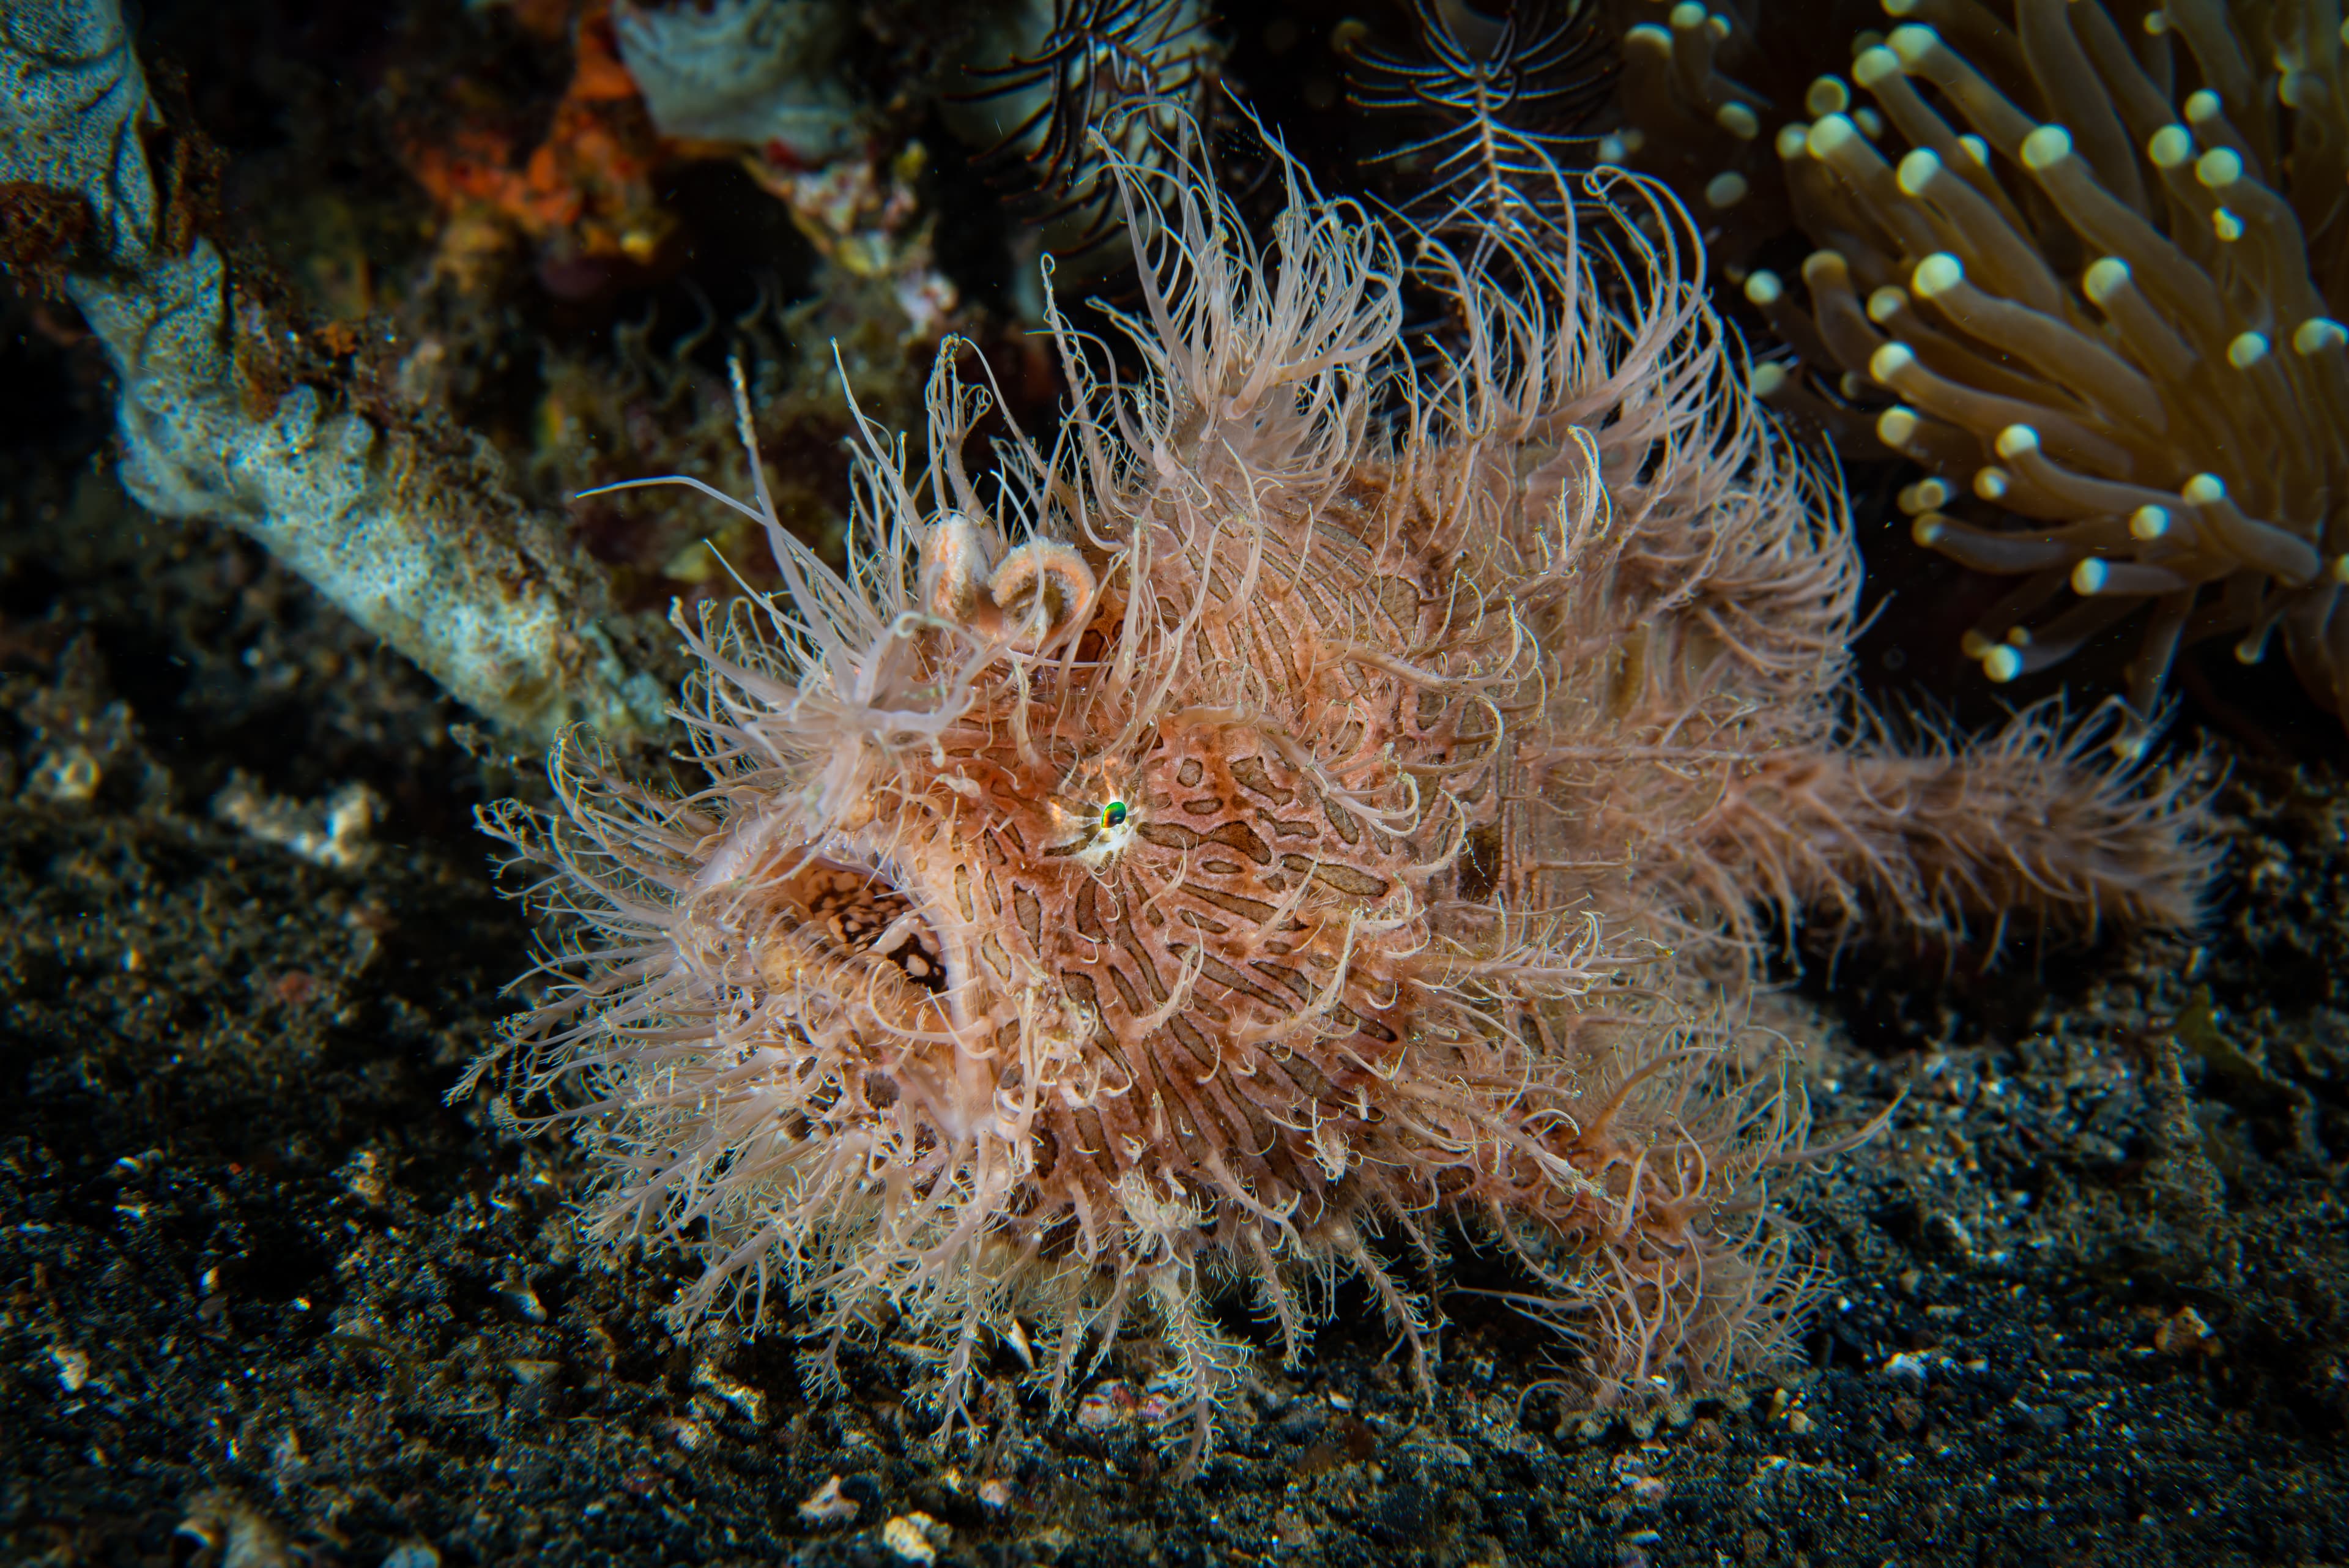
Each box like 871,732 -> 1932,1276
465,126 -> 2213,1462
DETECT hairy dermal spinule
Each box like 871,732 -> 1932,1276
472,128 -> 2208,1458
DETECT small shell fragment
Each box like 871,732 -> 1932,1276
1075,1379 -> 1139,1429
881,1513 -> 948,1562
51,1347 -> 91,1392
797,1474 -> 859,1525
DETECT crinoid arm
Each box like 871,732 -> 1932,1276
1348,0 -> 1619,237
955,0 -> 1222,259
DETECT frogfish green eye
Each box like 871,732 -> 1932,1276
1102,801 -> 1129,830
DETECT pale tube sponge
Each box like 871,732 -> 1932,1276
615,0 -> 862,163
0,0 -> 667,743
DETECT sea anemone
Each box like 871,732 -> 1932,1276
1651,1 -> 2349,728
469,122 -> 2209,1460
1603,0 -> 1882,269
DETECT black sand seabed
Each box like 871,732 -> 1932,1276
4,343 -> 2348,1568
